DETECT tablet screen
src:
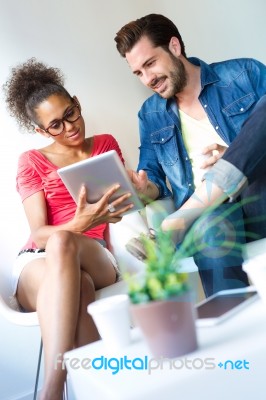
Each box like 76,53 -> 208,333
57,150 -> 144,215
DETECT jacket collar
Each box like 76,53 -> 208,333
188,57 -> 220,88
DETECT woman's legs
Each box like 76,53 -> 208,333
74,271 -> 99,347
17,231 -> 116,400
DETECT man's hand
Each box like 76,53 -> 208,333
127,169 -> 159,202
201,143 -> 227,168
127,169 -> 149,193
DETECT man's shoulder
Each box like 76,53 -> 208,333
192,56 -> 264,79
209,57 -> 264,75
198,57 -> 265,86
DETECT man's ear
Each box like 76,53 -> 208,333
35,127 -> 50,138
168,37 -> 182,57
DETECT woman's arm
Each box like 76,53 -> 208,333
23,184 -> 133,248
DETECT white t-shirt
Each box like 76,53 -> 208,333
179,110 -> 228,188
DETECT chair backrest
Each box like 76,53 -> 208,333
0,259 -> 39,326
0,233 -> 39,326
0,200 -> 31,314
0,264 -> 12,305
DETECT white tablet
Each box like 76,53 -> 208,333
57,150 -> 144,215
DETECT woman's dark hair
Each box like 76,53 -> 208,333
115,13 -> 186,58
3,58 -> 71,132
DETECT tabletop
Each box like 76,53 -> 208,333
65,297 -> 266,400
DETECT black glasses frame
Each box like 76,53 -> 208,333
42,101 -> 81,136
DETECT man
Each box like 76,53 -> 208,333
115,13 -> 266,296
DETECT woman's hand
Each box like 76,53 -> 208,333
72,184 -> 134,232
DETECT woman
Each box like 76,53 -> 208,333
4,58 -> 133,400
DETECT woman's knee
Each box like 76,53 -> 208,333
46,230 -> 79,257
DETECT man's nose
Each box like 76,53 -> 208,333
142,71 -> 156,87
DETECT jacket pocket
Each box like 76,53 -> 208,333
151,125 -> 178,166
222,93 -> 256,131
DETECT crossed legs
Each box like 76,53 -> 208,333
17,231 -> 117,400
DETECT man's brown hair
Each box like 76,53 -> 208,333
115,13 -> 186,58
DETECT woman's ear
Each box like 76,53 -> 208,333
168,36 -> 182,57
35,127 -> 50,138
73,95 -> 81,110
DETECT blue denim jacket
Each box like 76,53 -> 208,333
137,57 -> 266,209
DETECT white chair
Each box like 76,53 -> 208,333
0,274 -> 42,399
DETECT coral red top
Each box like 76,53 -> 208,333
16,134 -> 124,250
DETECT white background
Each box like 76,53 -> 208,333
0,1 -> 265,399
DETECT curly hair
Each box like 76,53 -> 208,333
115,14 -> 186,58
3,58 -> 71,132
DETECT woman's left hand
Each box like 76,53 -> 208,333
72,184 -> 134,232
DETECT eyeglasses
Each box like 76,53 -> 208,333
42,102 -> 81,136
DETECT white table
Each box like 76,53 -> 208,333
65,298 -> 266,400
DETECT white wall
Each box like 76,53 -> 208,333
0,0 -> 265,398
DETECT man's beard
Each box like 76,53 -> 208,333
151,56 -> 187,99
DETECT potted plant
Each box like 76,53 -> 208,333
123,193 -> 257,358
124,228 -> 198,359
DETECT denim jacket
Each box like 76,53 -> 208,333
137,57 -> 266,209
